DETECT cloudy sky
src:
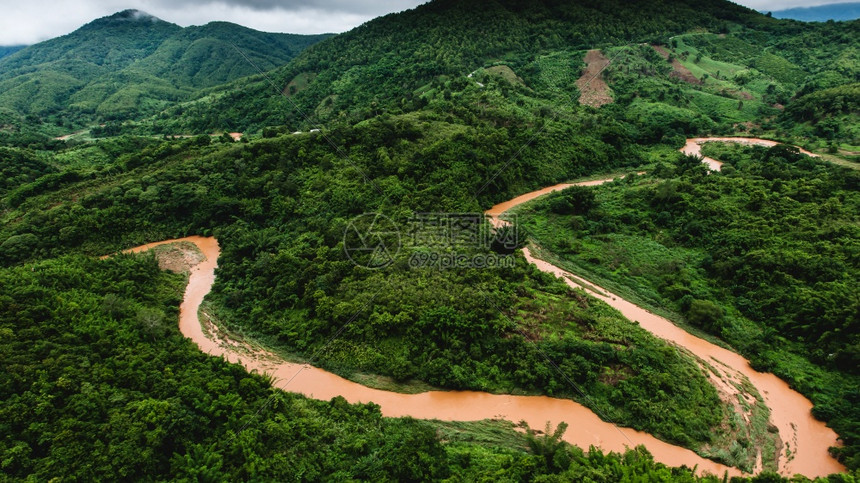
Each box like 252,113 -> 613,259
1,0 -> 856,45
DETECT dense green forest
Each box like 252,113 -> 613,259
136,2 -> 858,142
0,188 -> 852,482
519,145 -> 860,468
0,10 -> 331,129
0,45 -> 25,59
1,0 -> 858,479
0,119 -> 737,458
2,251 -> 724,481
141,0 -> 768,133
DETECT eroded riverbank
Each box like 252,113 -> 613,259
123,236 -> 742,477
119,137 -> 843,478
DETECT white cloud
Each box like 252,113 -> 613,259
2,1 -> 123,44
147,4 -> 372,34
741,0 -> 856,10
0,0 -> 423,44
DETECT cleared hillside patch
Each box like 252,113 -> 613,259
576,49 -> 613,108
284,71 -> 317,97
486,65 -> 526,86
652,45 -> 702,85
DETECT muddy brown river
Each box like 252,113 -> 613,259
681,137 -> 818,171
122,138 -> 842,478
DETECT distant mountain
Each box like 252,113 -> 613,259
0,45 -> 26,59
768,2 -> 860,21
0,10 -> 332,125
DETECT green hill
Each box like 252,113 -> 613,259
155,0 -> 857,145
0,10 -> 331,127
0,45 -> 26,59
1,0 -> 859,479
159,0 -> 766,130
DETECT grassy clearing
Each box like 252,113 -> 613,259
348,372 -> 442,394
694,364 -> 780,473
523,242 -> 736,351
430,419 -> 530,450
686,90 -> 765,123
486,65 -> 526,86
532,50 -> 584,95
284,71 -> 317,96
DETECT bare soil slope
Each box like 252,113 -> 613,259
576,49 -> 613,108
652,44 -> 702,85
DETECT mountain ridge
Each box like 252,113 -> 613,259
78,9 -> 171,28
769,2 -> 860,21
153,0 -> 771,131
150,0 -> 860,136
0,10 -> 332,126
0,45 -> 26,60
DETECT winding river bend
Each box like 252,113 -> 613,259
681,137 -> 818,171
123,138 -> 842,478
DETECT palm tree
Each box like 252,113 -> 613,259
525,421 -> 569,471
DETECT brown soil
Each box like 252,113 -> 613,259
687,350 -> 780,472
147,241 -> 206,273
576,49 -> 613,108
54,129 -> 86,141
716,88 -> 756,101
652,45 -> 702,85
